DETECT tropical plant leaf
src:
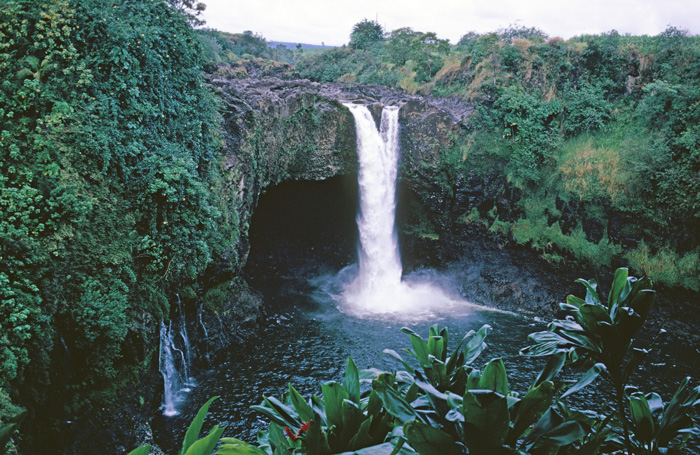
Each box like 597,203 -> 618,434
218,438 -> 269,454
372,376 -> 417,424
184,425 -> 225,455
561,363 -> 605,398
127,445 -> 150,455
288,384 -> 314,422
479,358 -> 508,396
463,390 -> 509,453
508,381 -> 555,445
532,352 -> 566,387
181,396 -> 219,455
531,421 -> 586,448
263,396 -> 301,427
575,278 -> 599,305
629,393 -> 654,443
322,381 -> 350,430
607,267 -> 629,309
404,420 -> 461,455
464,324 -> 492,364
346,357 -> 361,405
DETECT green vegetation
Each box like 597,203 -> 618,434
140,270 -> 699,454
292,23 -> 700,290
2,4 -> 699,452
0,0 -> 240,451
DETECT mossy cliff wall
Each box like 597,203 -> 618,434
208,76 -> 473,265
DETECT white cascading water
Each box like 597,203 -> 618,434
176,294 -> 192,383
158,299 -> 195,416
159,322 -> 180,416
350,104 -> 402,291
340,103 -> 462,318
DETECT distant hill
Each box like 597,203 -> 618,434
268,41 -> 337,49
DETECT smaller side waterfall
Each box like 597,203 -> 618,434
176,295 -> 193,383
158,298 -> 196,416
159,322 -> 180,416
197,303 -> 211,363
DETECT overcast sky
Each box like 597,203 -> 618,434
199,0 -> 700,46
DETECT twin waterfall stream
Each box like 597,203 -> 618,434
339,103 -> 460,317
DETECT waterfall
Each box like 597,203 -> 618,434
197,304 -> 211,363
176,294 -> 193,384
159,322 -> 180,416
352,104 -> 402,293
340,103 -> 461,317
158,297 -> 196,416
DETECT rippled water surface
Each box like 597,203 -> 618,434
151,266 -> 700,454
152,266 -> 548,452
151,175 -> 699,453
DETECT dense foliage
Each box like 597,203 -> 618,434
2,6 -> 699,453
294,24 -> 700,290
0,0 -> 241,451
139,270 -> 699,455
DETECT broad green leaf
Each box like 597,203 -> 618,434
372,377 -> 417,424
311,395 -> 328,425
561,363 -> 605,398
263,396 -> 301,427
427,336 -> 445,362
463,390 -> 509,452
218,438 -> 268,455
347,417 -> 374,450
305,415 -> 332,455
428,324 -> 440,338
345,357 -> 361,405
579,304 -> 611,328
268,422 -> 290,451
184,425 -> 225,455
520,341 -> 564,357
508,381 -> 555,445
658,378 -> 700,446
337,442 -> 416,454
466,369 -> 482,391
445,329 -> 475,374
564,295 -> 585,309
479,358 -> 508,396
288,384 -> 314,422
645,392 -> 664,417
549,318 -> 584,333
127,446 -> 150,455
608,267 -> 629,309
558,331 -> 600,353
629,393 -> 654,443
575,278 -> 599,305
404,420 -> 461,455
400,327 -> 423,340
339,399 -> 365,445
182,396 -> 219,455
410,335 -> 431,368
464,324 -> 492,364
323,381 -> 350,430
628,289 -> 656,326
250,404 -> 291,428
532,352 -> 566,387
532,421 -> 586,448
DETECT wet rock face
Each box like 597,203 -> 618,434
208,75 -> 474,265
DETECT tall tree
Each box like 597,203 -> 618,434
350,19 -> 384,50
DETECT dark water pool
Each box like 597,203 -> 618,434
151,265 -> 700,453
